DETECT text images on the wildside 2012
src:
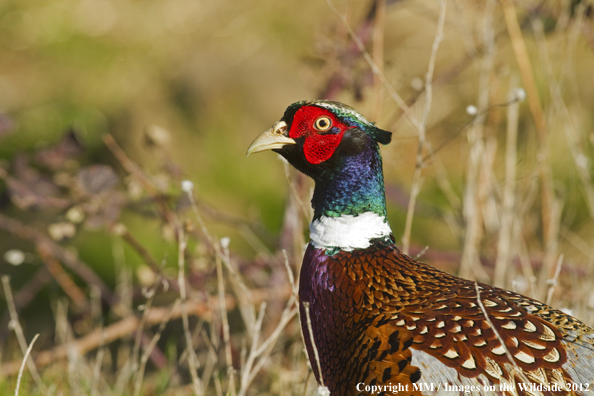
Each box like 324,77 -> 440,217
355,381 -> 591,394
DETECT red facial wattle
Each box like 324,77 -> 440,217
302,133 -> 344,164
289,106 -> 348,165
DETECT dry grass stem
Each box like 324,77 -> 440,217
533,17 -> 594,220
282,249 -> 298,297
545,255 -> 565,306
494,79 -> 520,287
302,301 -> 324,388
538,197 -> 562,300
177,231 -> 204,396
561,226 -> 594,260
474,282 -> 532,385
199,329 -> 219,392
239,295 -> 298,396
370,0 -> 385,121
90,332 -> 105,396
133,299 -> 180,396
402,177 -> 424,254
499,0 -> 546,135
516,236 -> 537,298
283,155 -> 313,220
219,247 -> 257,338
185,187 -> 258,337
184,183 -> 216,248
238,224 -> 272,257
2,276 -> 48,395
500,0 -> 555,252
14,333 -> 39,396
459,0 -> 496,282
402,0 -> 446,254
239,302 -> 266,396
113,271 -> 167,395
215,252 -> 233,371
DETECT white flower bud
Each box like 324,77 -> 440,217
466,105 -> 478,116
181,180 -> 194,193
4,249 -> 25,266
513,88 -> 526,102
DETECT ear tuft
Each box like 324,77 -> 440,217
371,127 -> 392,145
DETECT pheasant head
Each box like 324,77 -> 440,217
247,100 -> 393,253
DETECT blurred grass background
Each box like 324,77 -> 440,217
1,0 -> 594,394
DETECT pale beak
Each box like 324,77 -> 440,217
246,121 -> 296,156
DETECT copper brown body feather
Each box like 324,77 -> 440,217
299,242 -> 594,396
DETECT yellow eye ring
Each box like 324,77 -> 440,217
314,116 -> 332,131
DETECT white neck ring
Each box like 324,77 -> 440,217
309,212 -> 392,251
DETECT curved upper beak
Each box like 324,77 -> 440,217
246,121 -> 296,156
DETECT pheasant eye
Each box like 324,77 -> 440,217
314,116 -> 332,131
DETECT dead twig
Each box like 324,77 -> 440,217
103,134 -> 178,237
36,243 -> 88,308
0,285 -> 292,377
0,213 -> 114,305
325,0 -> 419,131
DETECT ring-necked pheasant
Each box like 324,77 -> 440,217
247,100 -> 594,395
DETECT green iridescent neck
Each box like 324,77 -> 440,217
311,139 -> 387,221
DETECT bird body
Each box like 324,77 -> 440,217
247,100 -> 594,395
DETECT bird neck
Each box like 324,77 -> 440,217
309,143 -> 392,252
